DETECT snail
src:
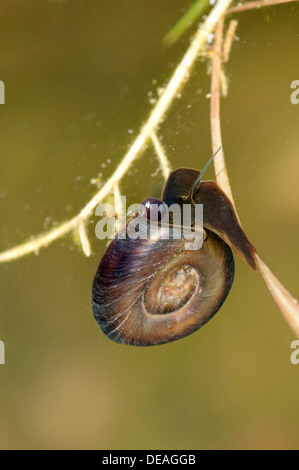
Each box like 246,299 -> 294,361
92,149 -> 257,346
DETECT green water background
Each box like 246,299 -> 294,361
0,0 -> 299,450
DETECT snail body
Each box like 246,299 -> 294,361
92,165 -> 256,346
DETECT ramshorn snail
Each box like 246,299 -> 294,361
92,152 -> 257,346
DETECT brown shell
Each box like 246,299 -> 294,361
92,166 -> 256,346
92,221 -> 234,346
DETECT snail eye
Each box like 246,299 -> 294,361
140,198 -> 167,222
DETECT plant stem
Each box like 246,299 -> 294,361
0,0 -> 233,263
209,3 -> 299,337
210,17 -> 236,207
227,0 -> 298,15
163,0 -> 211,46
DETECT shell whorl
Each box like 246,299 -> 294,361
92,221 -> 234,346
92,166 -> 257,346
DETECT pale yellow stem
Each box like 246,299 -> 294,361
151,131 -> 172,180
0,0 -> 233,263
256,255 -> 299,337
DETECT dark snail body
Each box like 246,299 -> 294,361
92,165 -> 256,346
162,169 -> 257,271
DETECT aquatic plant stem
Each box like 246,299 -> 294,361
209,3 -> 299,337
0,0 -> 233,263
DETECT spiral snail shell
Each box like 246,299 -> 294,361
92,162 -> 257,346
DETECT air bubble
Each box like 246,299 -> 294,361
207,33 -> 214,46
